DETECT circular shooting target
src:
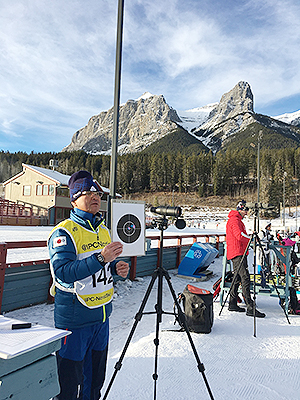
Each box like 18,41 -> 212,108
117,214 -> 141,244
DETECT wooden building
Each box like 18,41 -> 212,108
3,164 -> 109,225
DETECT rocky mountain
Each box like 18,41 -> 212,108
273,110 -> 300,127
184,81 -> 300,152
63,92 -> 183,154
190,82 -> 256,151
63,82 -> 300,155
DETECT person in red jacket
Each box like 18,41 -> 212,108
226,200 -> 265,318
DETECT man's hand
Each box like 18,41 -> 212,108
116,261 -> 129,278
101,241 -> 123,262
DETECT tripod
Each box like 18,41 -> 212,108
103,216 -> 214,400
219,205 -> 290,337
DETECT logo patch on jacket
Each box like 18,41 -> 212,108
53,236 -> 67,248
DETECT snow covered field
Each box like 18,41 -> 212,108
2,213 -> 300,400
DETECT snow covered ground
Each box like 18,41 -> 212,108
2,212 -> 300,400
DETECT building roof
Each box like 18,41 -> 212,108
23,164 -> 71,185
3,163 -> 70,186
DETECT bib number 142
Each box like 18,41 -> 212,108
92,264 -> 113,287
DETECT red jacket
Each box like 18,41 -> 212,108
226,210 -> 251,260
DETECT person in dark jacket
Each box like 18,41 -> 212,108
226,200 -> 265,318
48,170 -> 129,400
258,222 -> 274,284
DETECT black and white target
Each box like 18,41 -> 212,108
111,200 -> 145,256
117,214 -> 141,243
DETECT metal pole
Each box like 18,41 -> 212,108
296,189 -> 298,231
283,172 -> 287,232
253,131 -> 261,338
257,133 -> 261,232
108,0 -> 124,228
283,177 -> 285,230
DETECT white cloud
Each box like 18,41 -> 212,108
1,0 -> 300,152
127,0 -> 300,98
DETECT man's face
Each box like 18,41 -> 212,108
71,191 -> 102,215
239,210 -> 248,219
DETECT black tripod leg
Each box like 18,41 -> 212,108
103,269 -> 159,400
219,234 -> 254,316
256,236 -> 290,324
252,232 -> 258,337
163,268 -> 215,400
152,270 -> 164,400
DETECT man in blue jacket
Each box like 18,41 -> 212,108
48,170 -> 129,400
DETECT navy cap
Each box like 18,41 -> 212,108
237,200 -> 249,212
68,171 -> 102,202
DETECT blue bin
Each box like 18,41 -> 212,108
178,242 -> 218,278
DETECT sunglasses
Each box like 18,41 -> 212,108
82,191 -> 103,198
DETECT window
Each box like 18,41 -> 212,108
64,208 -> 70,218
43,185 -> 49,195
56,208 -> 63,220
37,184 -> 55,196
23,185 -> 31,196
49,185 -> 55,195
55,208 -> 70,221
57,187 -> 69,197
36,185 -> 42,196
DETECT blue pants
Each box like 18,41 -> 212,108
54,320 -> 109,400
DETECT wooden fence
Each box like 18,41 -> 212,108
0,233 -> 225,313
0,198 -> 41,225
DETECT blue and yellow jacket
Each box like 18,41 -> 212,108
48,208 -> 117,330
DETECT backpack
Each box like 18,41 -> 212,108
179,285 -> 213,334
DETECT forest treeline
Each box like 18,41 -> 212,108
1,147 -> 300,208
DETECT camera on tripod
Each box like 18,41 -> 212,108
150,206 -> 186,229
246,202 -> 276,217
246,202 -> 274,211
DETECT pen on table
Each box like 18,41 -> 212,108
0,322 -> 37,330
11,323 -> 32,330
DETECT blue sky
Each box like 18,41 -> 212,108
1,0 -> 300,153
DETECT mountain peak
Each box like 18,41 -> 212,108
211,80 -> 254,119
63,92 -> 181,155
191,81 -> 255,151
137,92 -> 155,101
273,109 -> 300,127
